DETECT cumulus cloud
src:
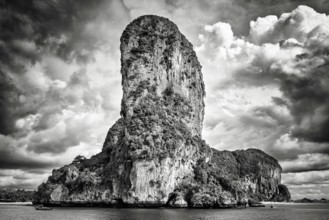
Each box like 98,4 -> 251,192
249,5 -> 329,45
282,170 -> 329,199
249,15 -> 278,45
248,6 -> 329,143
197,6 -> 329,201
200,5 -> 329,150
283,170 -> 329,186
0,169 -> 50,190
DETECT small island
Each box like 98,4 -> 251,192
293,198 -> 329,203
33,15 -> 291,208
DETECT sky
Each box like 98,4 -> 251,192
1,0 -> 329,200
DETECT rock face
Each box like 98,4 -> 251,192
33,15 -> 290,208
271,184 -> 291,202
120,15 -> 205,137
183,148 -> 284,208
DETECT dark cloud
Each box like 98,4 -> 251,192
271,97 -> 287,106
0,147 -> 57,170
269,139 -> 329,161
27,133 -> 80,154
241,106 -> 290,129
0,0 -> 129,137
0,73 -> 20,135
280,65 -> 329,143
284,161 -> 329,173
1,0 -> 129,60
280,152 -> 329,174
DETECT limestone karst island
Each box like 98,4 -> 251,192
33,15 -> 290,208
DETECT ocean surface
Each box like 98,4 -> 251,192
1,203 -> 329,220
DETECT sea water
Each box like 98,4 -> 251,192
0,203 -> 328,220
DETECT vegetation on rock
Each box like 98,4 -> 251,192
0,189 -> 35,202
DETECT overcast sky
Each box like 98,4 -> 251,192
1,0 -> 329,200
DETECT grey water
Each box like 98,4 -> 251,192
1,203 -> 329,220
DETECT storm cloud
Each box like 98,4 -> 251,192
0,0 -> 129,136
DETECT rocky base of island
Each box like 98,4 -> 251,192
33,148 -> 291,209
33,200 -> 268,209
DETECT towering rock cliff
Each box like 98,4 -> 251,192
33,15 -> 290,207
120,15 -> 205,137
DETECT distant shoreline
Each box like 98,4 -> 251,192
0,202 -> 32,205
261,201 -> 294,205
261,201 -> 329,205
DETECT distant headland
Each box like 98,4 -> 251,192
293,198 -> 328,203
0,189 -> 34,202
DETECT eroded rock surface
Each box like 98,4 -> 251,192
271,184 -> 291,202
33,15 -> 290,208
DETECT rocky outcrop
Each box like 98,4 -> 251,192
33,15 -> 290,208
168,148 -> 284,208
120,15 -> 205,137
271,184 -> 291,202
